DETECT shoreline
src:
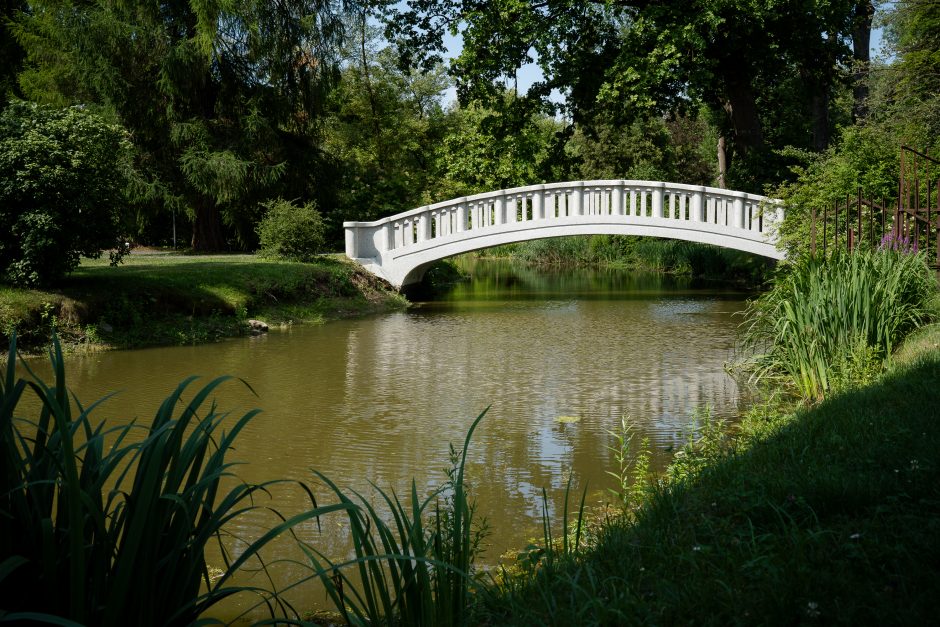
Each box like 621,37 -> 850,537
0,253 -> 408,354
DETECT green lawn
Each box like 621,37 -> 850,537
0,253 -> 406,351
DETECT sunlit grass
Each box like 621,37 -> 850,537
1,254 -> 406,351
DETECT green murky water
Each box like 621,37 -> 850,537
41,258 -> 753,618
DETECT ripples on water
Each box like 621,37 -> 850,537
33,258 -> 755,618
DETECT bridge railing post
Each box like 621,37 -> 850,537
653,183 -> 665,218
456,199 -> 467,232
733,193 -> 745,229
572,182 -> 584,216
533,185 -> 545,220
692,187 -> 705,222
417,209 -> 430,242
612,182 -> 624,215
344,226 -> 357,258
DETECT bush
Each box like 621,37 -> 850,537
0,101 -> 131,286
256,198 -> 326,262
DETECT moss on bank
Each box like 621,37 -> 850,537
479,329 -> 940,625
0,253 -> 407,352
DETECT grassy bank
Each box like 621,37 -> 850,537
0,253 -> 407,352
476,324 -> 940,625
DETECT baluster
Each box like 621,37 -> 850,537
612,185 -> 624,215
653,185 -> 664,218
456,200 -> 467,232
534,186 -> 545,220
418,212 -> 430,242
692,189 -> 704,222
733,196 -> 745,229
572,184 -> 584,216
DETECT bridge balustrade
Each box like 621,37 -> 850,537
345,180 -> 783,287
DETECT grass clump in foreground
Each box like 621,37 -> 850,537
477,332 -> 940,625
0,253 -> 406,352
0,335 -> 352,625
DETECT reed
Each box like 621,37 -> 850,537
0,334 -> 336,625
299,411 -> 489,627
738,250 -> 935,400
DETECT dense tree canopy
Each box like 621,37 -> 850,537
0,102 -> 131,285
0,0 -> 936,266
387,0 -> 877,191
12,0 -> 354,250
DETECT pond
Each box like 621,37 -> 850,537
44,257 -> 755,619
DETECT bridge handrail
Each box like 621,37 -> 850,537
342,180 -> 773,227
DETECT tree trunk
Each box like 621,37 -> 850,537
191,198 -> 226,251
722,76 -> 763,156
852,1 -> 874,122
717,136 -> 728,188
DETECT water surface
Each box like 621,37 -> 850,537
45,258 -> 753,617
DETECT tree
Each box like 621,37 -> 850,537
882,0 -> 940,143
0,0 -> 25,103
0,102 -> 131,286
434,99 -> 565,196
387,0 -> 869,190
324,12 -> 451,225
12,0 -> 354,250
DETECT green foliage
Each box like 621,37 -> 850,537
477,349 -> 940,625
0,335 -> 335,625
435,100 -> 564,198
606,416 -> 652,509
389,1 -> 866,189
12,0 -> 351,250
663,406 -> 729,484
325,17 -> 451,224
738,250 -> 935,400
302,410 -> 489,626
0,101 -> 131,286
568,113 -> 717,185
256,199 -> 327,263
773,125 -> 899,259
883,0 -> 940,142
495,235 -> 772,284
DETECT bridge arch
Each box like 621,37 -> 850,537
344,180 -> 784,288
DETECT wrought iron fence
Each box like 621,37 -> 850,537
810,146 -> 939,267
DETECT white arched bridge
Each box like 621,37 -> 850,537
344,180 -> 785,288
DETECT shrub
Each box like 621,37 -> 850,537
0,101 -> 132,286
738,250 -> 935,400
256,198 -> 326,262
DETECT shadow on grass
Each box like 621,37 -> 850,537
480,354 -> 940,625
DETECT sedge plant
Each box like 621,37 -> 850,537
299,409 -> 489,627
0,334 -> 344,625
738,249 -> 935,401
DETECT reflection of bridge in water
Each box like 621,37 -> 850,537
345,180 -> 784,287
